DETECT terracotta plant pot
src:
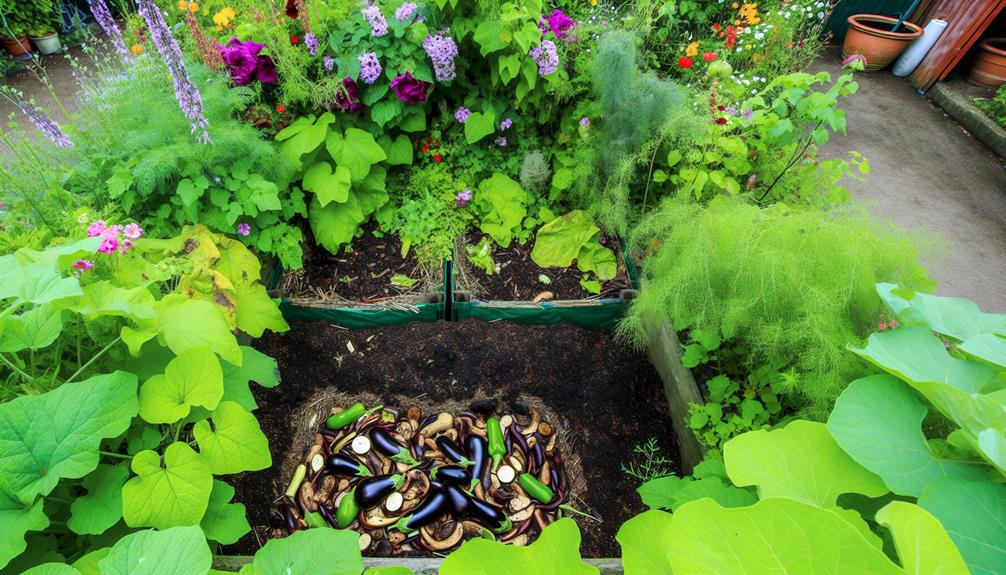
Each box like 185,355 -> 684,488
1,35 -> 32,57
842,14 -> 923,72
969,38 -> 1006,89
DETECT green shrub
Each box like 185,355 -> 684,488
619,196 -> 933,418
975,83 -> 1006,127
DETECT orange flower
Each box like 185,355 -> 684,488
130,44 -> 143,55
685,41 -> 699,57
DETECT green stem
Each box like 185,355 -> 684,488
63,336 -> 122,385
99,450 -> 132,460
0,353 -> 33,382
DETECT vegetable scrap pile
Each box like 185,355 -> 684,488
279,402 -> 569,554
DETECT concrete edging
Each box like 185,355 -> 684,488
929,82 -> 1006,159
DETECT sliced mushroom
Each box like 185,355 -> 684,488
419,412 -> 453,436
299,482 -> 318,512
333,431 -> 357,453
461,521 -> 485,537
441,428 -> 458,442
305,444 -> 322,467
361,505 -> 401,528
337,478 -> 350,492
421,520 -> 464,551
396,419 -> 417,439
522,410 -> 540,437
467,425 -> 487,438
545,433 -> 557,454
402,469 -> 430,501
534,508 -> 553,532
509,534 -> 529,546
358,532 -> 373,551
539,461 -> 552,485
500,414 -> 514,428
314,476 -> 336,506
508,494 -> 532,513
538,421 -> 553,437
407,407 -> 422,422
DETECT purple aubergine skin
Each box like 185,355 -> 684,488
435,436 -> 470,465
405,490 -> 450,529
327,453 -> 368,477
355,474 -> 402,507
445,484 -> 471,516
465,434 -> 489,487
432,465 -> 470,485
469,496 -> 508,530
371,427 -> 407,458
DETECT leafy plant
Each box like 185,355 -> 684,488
440,518 -> 597,574
531,210 -> 616,294
471,173 -> 528,248
975,83 -> 1006,128
465,236 -> 496,275
621,437 -> 675,483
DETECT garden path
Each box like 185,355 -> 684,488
816,49 -> 1006,313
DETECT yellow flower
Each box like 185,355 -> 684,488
731,2 -> 739,8
177,0 -> 186,10
130,44 -> 143,55
752,53 -> 763,63
213,7 -> 236,25
591,0 -> 597,4
685,41 -> 699,57
188,2 -> 199,12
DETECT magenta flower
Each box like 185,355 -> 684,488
237,223 -> 251,236
539,9 -> 576,40
87,220 -> 107,238
330,78 -> 363,113
0,201 -> 6,210
842,53 -> 867,69
123,223 -> 143,239
72,259 -> 94,271
455,188 -> 472,208
98,236 -> 119,254
217,38 -> 278,86
391,72 -> 431,103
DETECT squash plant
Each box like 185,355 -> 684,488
0,226 -> 286,572
531,210 -> 616,293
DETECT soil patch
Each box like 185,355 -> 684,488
283,224 -> 435,302
229,319 -> 681,557
461,231 -> 631,301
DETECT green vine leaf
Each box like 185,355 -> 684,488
21,564 -> 83,575
303,162 -> 351,207
122,442 -> 213,529
193,401 -> 271,474
200,480 -> 251,545
68,463 -> 130,535
139,347 -> 224,424
325,128 -> 387,181
918,478 -> 1006,575
122,294 -> 243,367
245,528 -> 364,575
219,346 -> 281,412
234,282 -> 289,338
440,518 -> 598,575
0,304 -> 63,353
0,491 -> 49,570
98,525 -> 212,575
875,501 -> 969,575
0,372 -> 138,503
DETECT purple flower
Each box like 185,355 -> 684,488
359,52 -> 382,84
530,40 -> 559,76
138,0 -> 210,143
395,2 -> 417,21
72,259 -> 94,271
579,116 -> 590,127
423,32 -> 458,82
305,32 -> 320,56
455,106 -> 471,123
391,72 -> 431,103
455,188 -> 472,208
539,9 -> 576,40
236,223 -> 251,236
362,4 -> 388,37
324,55 -> 336,70
723,106 -> 739,116
741,109 -> 753,121
87,220 -> 107,237
98,236 -> 119,254
218,38 -> 278,86
330,78 -> 363,113
88,0 -> 131,61
499,117 -> 512,131
494,136 -> 507,147
2,90 -> 73,148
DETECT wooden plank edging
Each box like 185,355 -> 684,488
213,556 -> 624,573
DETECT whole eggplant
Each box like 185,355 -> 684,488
464,435 -> 488,491
469,497 -> 511,533
445,484 -> 471,516
390,490 -> 449,531
436,436 -> 473,467
371,428 -> 419,465
431,465 -> 469,485
355,474 -> 405,508
327,453 -> 371,477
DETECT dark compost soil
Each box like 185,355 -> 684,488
464,232 -> 631,301
297,224 -> 429,302
228,319 -> 680,557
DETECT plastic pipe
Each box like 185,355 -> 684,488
893,19 -> 948,77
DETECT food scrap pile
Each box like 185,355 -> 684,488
279,402 -> 569,554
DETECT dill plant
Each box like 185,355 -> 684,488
618,196 -> 933,419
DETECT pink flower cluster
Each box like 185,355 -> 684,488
87,220 -> 143,254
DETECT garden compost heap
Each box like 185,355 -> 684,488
280,403 -> 569,554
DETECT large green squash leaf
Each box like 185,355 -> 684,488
234,282 -> 289,338
531,211 -> 600,268
14,263 -> 83,304
219,346 -> 281,412
875,501 -> 969,575
0,304 -> 63,352
724,420 -> 888,508
138,347 -> 224,424
200,480 -> 250,545
193,401 -> 271,474
637,475 -> 755,511
464,110 -> 497,144
616,510 -> 674,575
0,491 -> 49,570
303,161 -> 351,207
21,564 -> 82,575
122,294 -> 242,367
877,283 -> 1006,341
828,375 -> 988,497
122,442 -> 213,529
276,113 -> 335,165
244,528 -> 363,575
309,193 -> 366,254
71,282 -> 157,320
918,478 -> 1006,575
440,518 -> 598,575
68,463 -> 130,535
0,372 -> 138,503
325,128 -> 387,181
97,525 -> 212,575
474,174 -> 527,248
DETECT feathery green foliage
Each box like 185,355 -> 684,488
619,196 -> 933,418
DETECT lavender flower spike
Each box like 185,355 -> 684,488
88,0 -> 131,61
2,89 -> 72,147
137,0 -> 210,143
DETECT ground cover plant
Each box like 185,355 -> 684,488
0,0 -> 989,572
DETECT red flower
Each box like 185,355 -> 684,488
712,23 -> 722,32
678,56 -> 694,69
421,144 -> 430,153
290,35 -> 300,45
433,154 -> 443,164
276,104 -> 286,113
703,51 -> 717,62
717,105 -> 725,111
715,117 -> 727,125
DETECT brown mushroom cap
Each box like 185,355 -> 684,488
421,520 -> 464,551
